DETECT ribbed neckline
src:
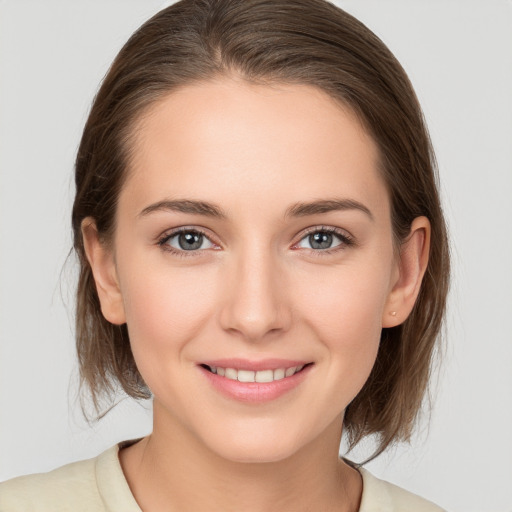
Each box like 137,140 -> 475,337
95,439 -> 143,512
357,467 -> 392,512
95,439 -> 385,512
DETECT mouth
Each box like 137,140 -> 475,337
199,363 -> 313,383
198,358 -> 314,402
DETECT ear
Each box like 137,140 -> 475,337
81,217 -> 126,325
382,216 -> 431,328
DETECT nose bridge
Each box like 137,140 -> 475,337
219,238 -> 291,341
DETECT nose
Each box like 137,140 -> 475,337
219,245 -> 292,343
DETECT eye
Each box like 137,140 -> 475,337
158,228 -> 216,256
295,226 -> 354,254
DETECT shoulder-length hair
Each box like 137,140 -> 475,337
71,0 -> 450,460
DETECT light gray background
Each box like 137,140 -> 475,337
1,1 -> 511,511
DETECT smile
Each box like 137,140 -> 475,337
203,364 -> 306,383
199,361 -> 313,402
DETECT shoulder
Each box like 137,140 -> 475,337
358,467 -> 447,512
0,454 -> 103,511
0,441 -> 143,512
0,456 -> 104,512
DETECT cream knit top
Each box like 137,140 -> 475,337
0,440 -> 446,511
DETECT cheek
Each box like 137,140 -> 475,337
118,264 -> 217,370
296,262 -> 391,392
298,262 -> 391,338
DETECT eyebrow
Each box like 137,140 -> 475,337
139,199 -> 228,219
284,198 -> 374,221
138,198 -> 374,221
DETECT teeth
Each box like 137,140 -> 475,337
285,366 -> 297,377
225,368 -> 237,380
208,364 -> 306,382
237,370 -> 255,382
273,368 -> 285,380
255,369 -> 273,383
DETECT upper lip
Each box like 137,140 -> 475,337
199,358 -> 312,371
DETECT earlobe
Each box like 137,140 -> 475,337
382,216 -> 431,328
81,217 -> 126,325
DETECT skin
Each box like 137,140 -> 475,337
82,77 -> 430,512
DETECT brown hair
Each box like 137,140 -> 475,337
71,0 -> 450,460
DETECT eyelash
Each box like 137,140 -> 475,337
298,226 -> 355,257
157,225 -> 355,259
158,227 -> 213,259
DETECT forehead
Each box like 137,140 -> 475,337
122,78 -> 388,221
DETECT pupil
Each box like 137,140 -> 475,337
310,232 -> 332,249
179,232 -> 202,250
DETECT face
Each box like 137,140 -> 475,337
93,78 -> 404,463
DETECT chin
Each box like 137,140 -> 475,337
202,426 -> 307,464
215,443 -> 296,464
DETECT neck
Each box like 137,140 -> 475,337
119,403 -> 362,512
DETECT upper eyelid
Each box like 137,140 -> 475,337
160,225 -> 211,237
159,226 -> 217,243
293,226 -> 354,249
300,225 -> 351,237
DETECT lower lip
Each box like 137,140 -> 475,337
199,365 -> 313,403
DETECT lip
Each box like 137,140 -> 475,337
198,359 -> 314,403
200,358 -> 310,371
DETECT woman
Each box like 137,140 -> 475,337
0,0 -> 450,510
